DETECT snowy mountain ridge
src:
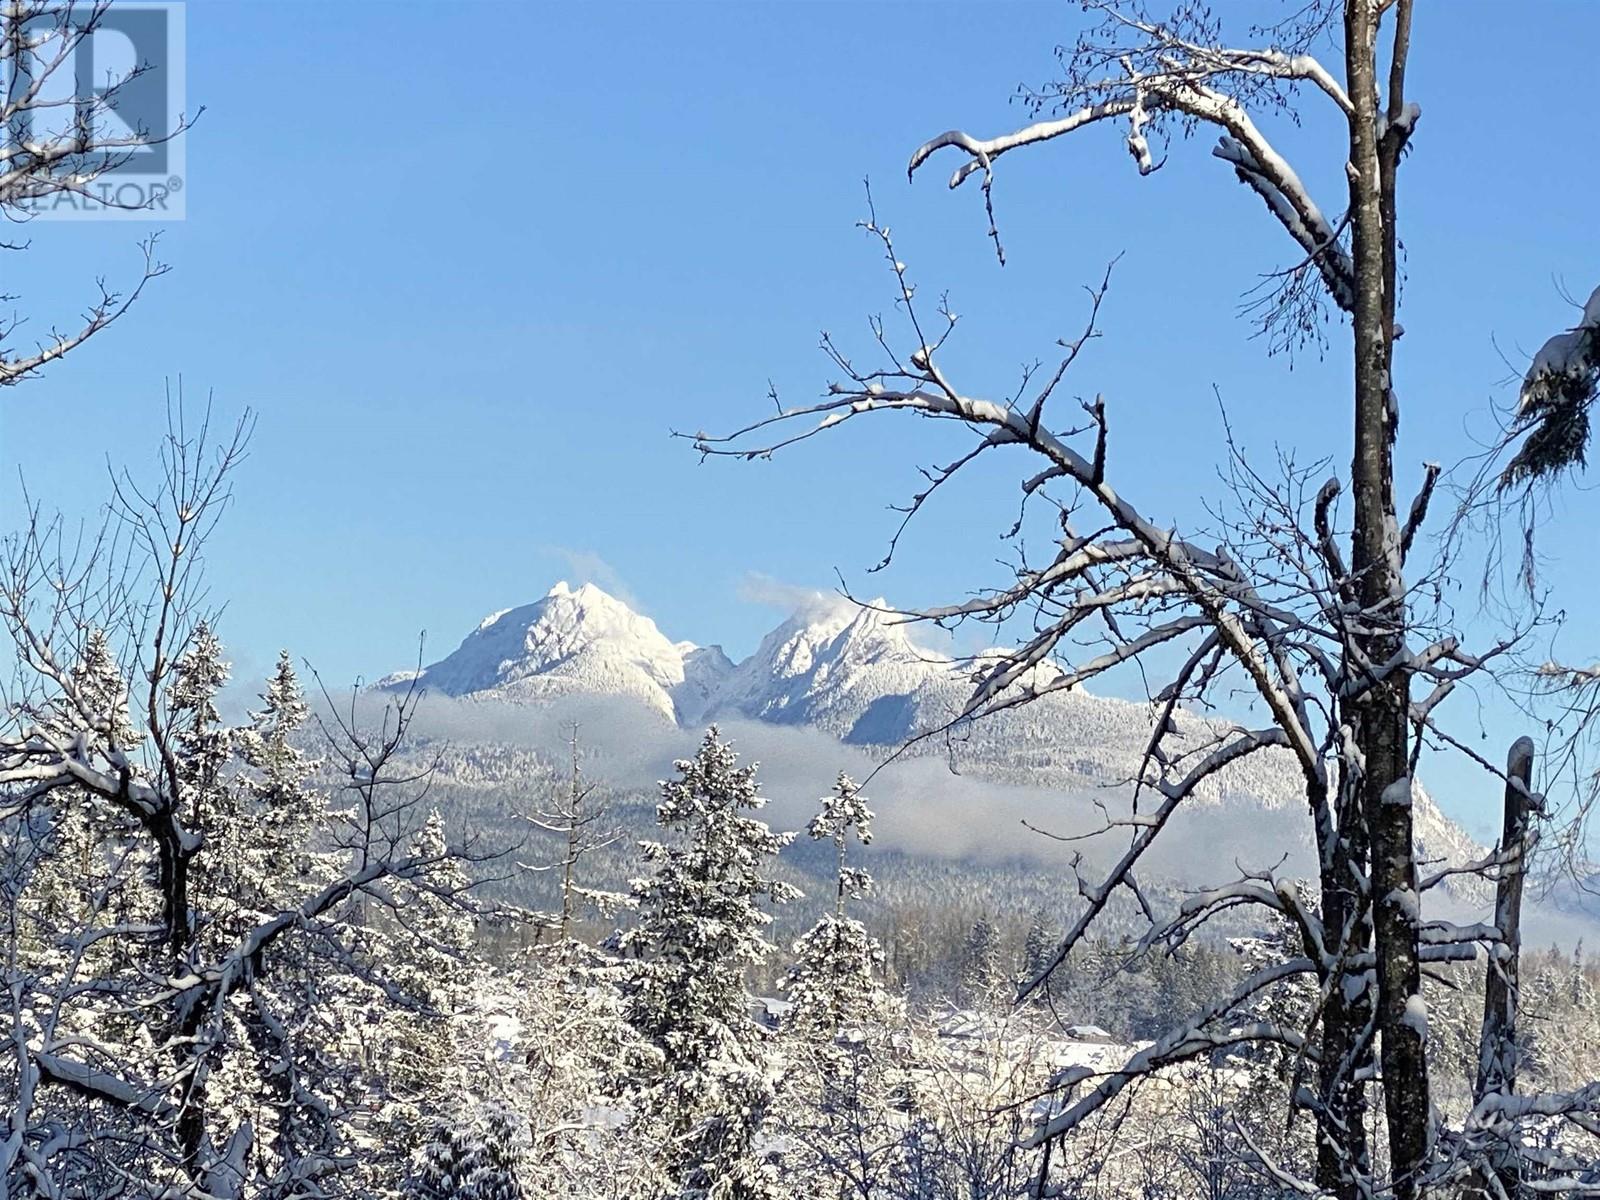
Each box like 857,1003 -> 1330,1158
389,581 -> 1075,737
382,582 -> 1486,887
388,581 -> 969,730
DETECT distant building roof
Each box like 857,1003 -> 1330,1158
750,996 -> 795,1028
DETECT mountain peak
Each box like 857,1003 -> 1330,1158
711,596 -> 950,734
546,579 -> 608,603
381,581 -> 1489,897
400,581 -> 693,720
390,585 -> 953,735
381,580 -> 1495,912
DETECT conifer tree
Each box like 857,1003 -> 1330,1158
783,773 -> 881,1036
368,809 -> 479,1148
612,727 -> 797,1200
169,620 -> 232,797
68,627 -> 137,751
227,652 -> 321,921
1018,915 -> 1055,1004
1571,943 -> 1596,1010
776,774 -> 907,1200
395,809 -> 476,1006
239,652 -> 314,814
1228,890 -> 1320,1182
462,1102 -> 527,1200
409,1119 -> 477,1200
25,632 -> 143,971
959,916 -> 1002,1008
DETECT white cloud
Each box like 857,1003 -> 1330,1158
317,688 -> 1600,946
736,571 -> 845,620
542,547 -> 646,612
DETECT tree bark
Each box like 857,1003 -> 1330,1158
1316,767 -> 1373,1199
1470,736 -> 1536,1198
1343,3 -> 1429,1197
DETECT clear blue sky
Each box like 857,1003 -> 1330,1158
3,1 -> 1597,839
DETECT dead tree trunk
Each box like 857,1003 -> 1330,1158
1317,768 -> 1373,1196
1470,736 -> 1537,1198
1343,3 -> 1429,1195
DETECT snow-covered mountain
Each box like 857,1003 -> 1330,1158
712,598 -> 954,739
384,582 -> 1488,883
380,581 -> 732,723
387,583 -> 971,736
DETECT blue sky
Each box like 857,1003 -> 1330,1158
3,1 -> 1598,839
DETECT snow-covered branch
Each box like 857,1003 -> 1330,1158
906,7 -> 1357,310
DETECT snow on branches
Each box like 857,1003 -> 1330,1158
611,728 -> 796,1200
687,4 -> 1572,1191
1503,284 -> 1600,489
783,774 -> 883,1037
905,1 -> 1363,350
0,3 -> 196,388
0,415 -> 487,1198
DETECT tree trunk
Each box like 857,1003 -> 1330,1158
1317,767 -> 1373,1198
1343,2 -> 1429,1196
1470,737 -> 1536,1198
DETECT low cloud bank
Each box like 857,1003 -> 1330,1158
324,689 -> 1595,944
347,691 -> 1314,877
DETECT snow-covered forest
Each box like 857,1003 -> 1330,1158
5,0 -> 1600,1197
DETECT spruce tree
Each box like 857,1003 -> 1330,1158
462,1102 -> 527,1200
1019,915 -> 1054,1002
409,1119 -> 477,1200
68,627 -> 137,751
367,808 -> 478,1154
613,727 -> 797,1200
776,773 -> 907,1200
782,773 -> 883,1035
232,651 -> 320,918
1228,888 -> 1320,1181
169,620 -> 231,793
393,809 -> 475,1007
959,916 -> 1002,1008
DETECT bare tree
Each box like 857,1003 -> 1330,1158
2,0 -> 196,387
692,2 -> 1600,1195
0,413 -> 486,1197
522,723 -> 622,944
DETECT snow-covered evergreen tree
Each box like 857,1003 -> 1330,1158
203,651 -> 323,944
782,773 -> 881,1036
390,809 -> 477,1009
959,916 -> 1002,1008
512,945 -> 663,1197
362,808 -> 480,1173
238,650 -> 318,851
776,774 -> 908,1200
169,620 -> 232,798
1018,915 -> 1054,1003
1227,890 -> 1319,1183
20,630 -> 149,977
462,1102 -> 527,1200
67,627 -> 137,750
408,1119 -> 478,1200
612,727 -> 797,1200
